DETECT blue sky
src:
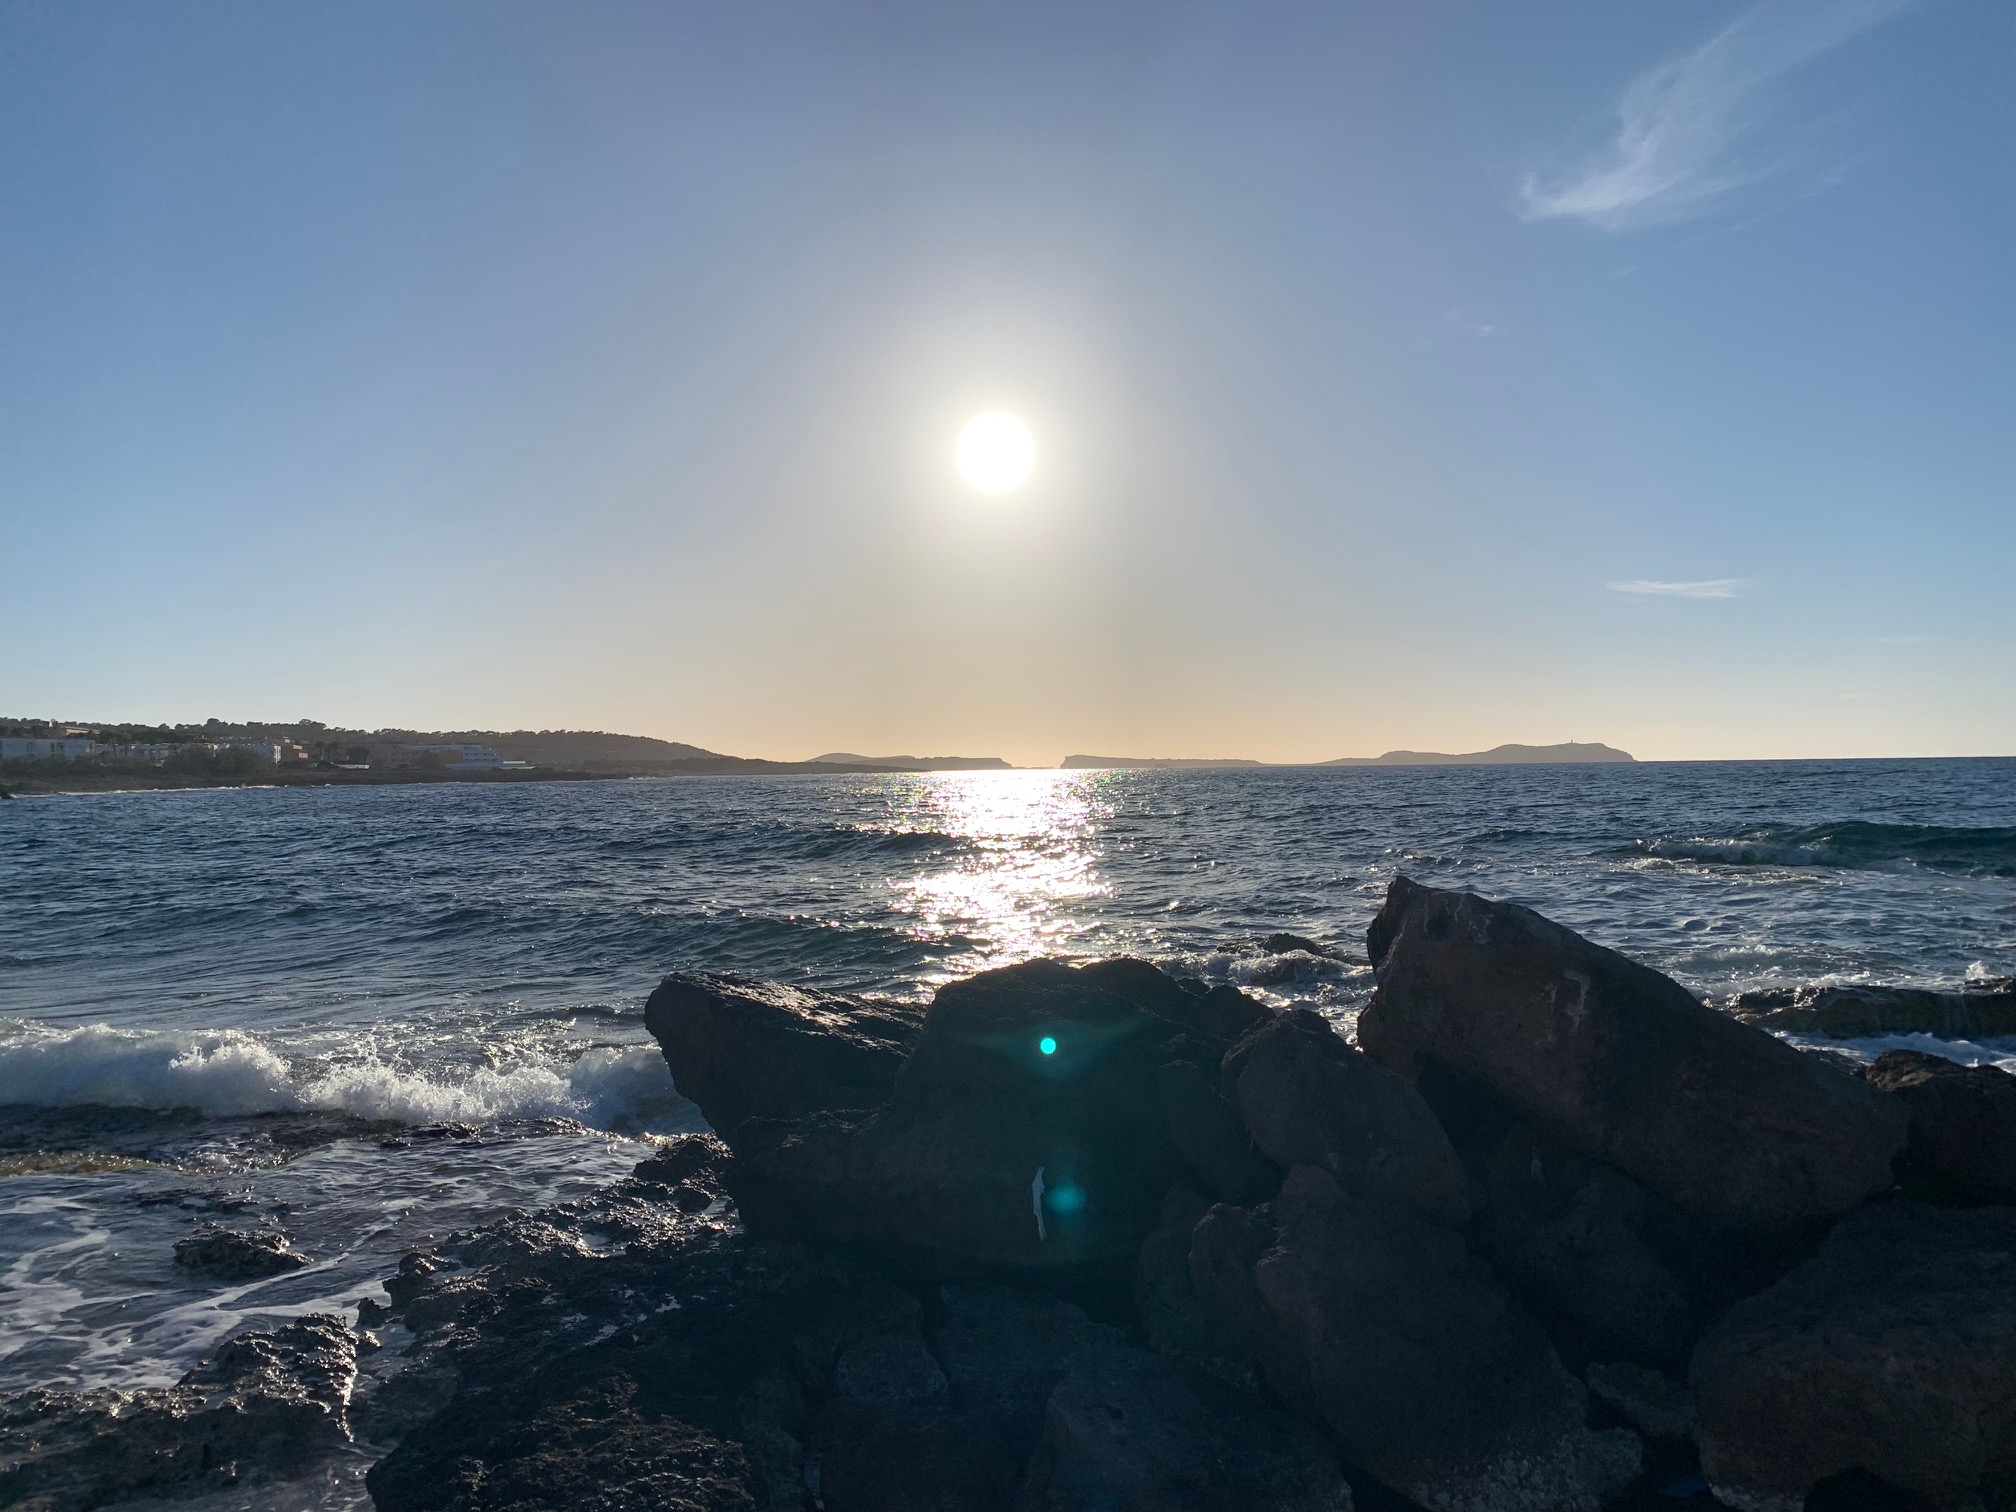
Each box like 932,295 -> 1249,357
2,0 -> 2009,762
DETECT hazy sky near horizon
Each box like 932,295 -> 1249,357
3,0 -> 2010,765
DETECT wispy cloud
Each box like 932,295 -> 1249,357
1607,579 -> 1743,599
1436,307 -> 1499,339
1519,0 -> 1918,231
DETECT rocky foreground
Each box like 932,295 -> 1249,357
5,876 -> 2014,1512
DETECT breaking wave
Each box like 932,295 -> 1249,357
1628,821 -> 2016,878
0,1020 -> 696,1134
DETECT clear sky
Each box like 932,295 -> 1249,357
3,0 -> 2009,764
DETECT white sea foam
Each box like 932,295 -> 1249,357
0,1020 -> 696,1133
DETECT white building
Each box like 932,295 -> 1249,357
0,737 -> 100,761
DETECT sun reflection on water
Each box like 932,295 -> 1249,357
868,770 -> 1113,984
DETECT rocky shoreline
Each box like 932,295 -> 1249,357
4,876 -> 2013,1512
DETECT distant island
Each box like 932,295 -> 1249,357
813,753 -> 1015,771
1320,741 -> 1635,766
1058,755 -> 1266,770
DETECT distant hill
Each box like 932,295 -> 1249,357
813,753 -> 1015,771
1320,742 -> 1634,767
1059,755 -> 1266,770
382,729 -> 723,769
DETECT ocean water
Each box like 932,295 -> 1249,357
3,760 -> 2014,1395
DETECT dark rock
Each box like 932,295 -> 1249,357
1155,1060 -> 1280,1206
1260,933 -> 1341,960
1691,1201 -> 2016,1512
1228,1009 -> 1469,1228
1585,1362 -> 1694,1441
1013,1341 -> 1353,1511
1192,1166 -> 1639,1512
725,958 -> 1268,1281
172,1226 -> 308,1279
1134,1186 -> 1224,1373
1868,1050 -> 2016,1202
644,973 -> 925,1138
1469,1120 -> 1695,1366
1721,978 -> 2016,1040
1359,876 -> 1906,1229
0,1314 -> 357,1512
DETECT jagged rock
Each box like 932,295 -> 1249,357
644,972 -> 925,1138
1260,933 -> 1341,960
172,1225 -> 308,1279
0,1314 -> 358,1512
1868,1050 -> 2016,1202
1134,1186 -> 1229,1375
1014,1341 -> 1353,1511
1227,1009 -> 1469,1228
1191,1166 -> 1639,1512
1358,876 -> 1906,1229
1721,978 -> 2016,1040
1156,1060 -> 1280,1206
1585,1362 -> 1694,1441
725,959 -> 1269,1279
1691,1201 -> 2016,1512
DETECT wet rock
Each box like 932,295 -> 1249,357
173,1225 -> 307,1279
1191,1166 -> 1640,1512
1585,1362 -> 1694,1441
1260,933 -> 1341,960
1721,978 -> 2016,1040
0,1314 -> 358,1512
1867,1050 -> 2016,1202
1227,1009 -> 1469,1228
1691,1201 -> 2016,1512
1155,1060 -> 1280,1206
1358,876 -> 1906,1229
1014,1341 -> 1353,1511
644,973 -> 925,1138
725,958 -> 1268,1280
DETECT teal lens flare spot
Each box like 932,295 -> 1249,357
1046,1184 -> 1086,1216
1038,1036 -> 1058,1056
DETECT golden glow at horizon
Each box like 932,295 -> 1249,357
955,412 -> 1035,494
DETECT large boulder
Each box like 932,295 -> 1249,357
1227,1008 -> 1470,1228
1868,1050 -> 2016,1203
643,973 -> 925,1137
1721,978 -> 2016,1040
1190,1166 -> 1640,1512
1358,876 -> 1906,1229
725,959 -> 1272,1279
1691,1201 -> 2016,1511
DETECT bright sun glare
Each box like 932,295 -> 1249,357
955,412 -> 1035,494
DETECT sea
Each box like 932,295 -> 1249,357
4,760 -> 2014,1406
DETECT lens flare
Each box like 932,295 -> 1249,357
1038,1036 -> 1057,1055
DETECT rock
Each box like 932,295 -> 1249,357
0,1315 -> 358,1512
1155,1061 -> 1280,1206
725,959 -> 1269,1280
1135,1186 -> 1226,1374
1358,876 -> 1907,1229
1192,1166 -> 1640,1512
1691,1201 -> 2016,1512
1867,1050 -> 2016,1202
1260,933 -> 1341,960
643,972 -> 926,1137
1468,1118 -> 1696,1366
1585,1362 -> 1694,1441
172,1225 -> 308,1279
1721,978 -> 2016,1040
1227,1009 -> 1470,1228
1014,1341 -> 1353,1512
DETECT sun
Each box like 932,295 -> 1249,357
955,412 -> 1035,494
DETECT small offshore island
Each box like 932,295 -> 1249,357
6,877 -> 2010,1512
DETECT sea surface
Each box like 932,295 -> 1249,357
3,759 -> 2014,1400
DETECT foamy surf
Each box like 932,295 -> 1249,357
0,1020 -> 697,1135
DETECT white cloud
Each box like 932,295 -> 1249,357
1607,579 -> 1743,599
1519,0 -> 1918,231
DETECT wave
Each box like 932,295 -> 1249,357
1627,821 -> 2016,878
0,1021 -> 697,1134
